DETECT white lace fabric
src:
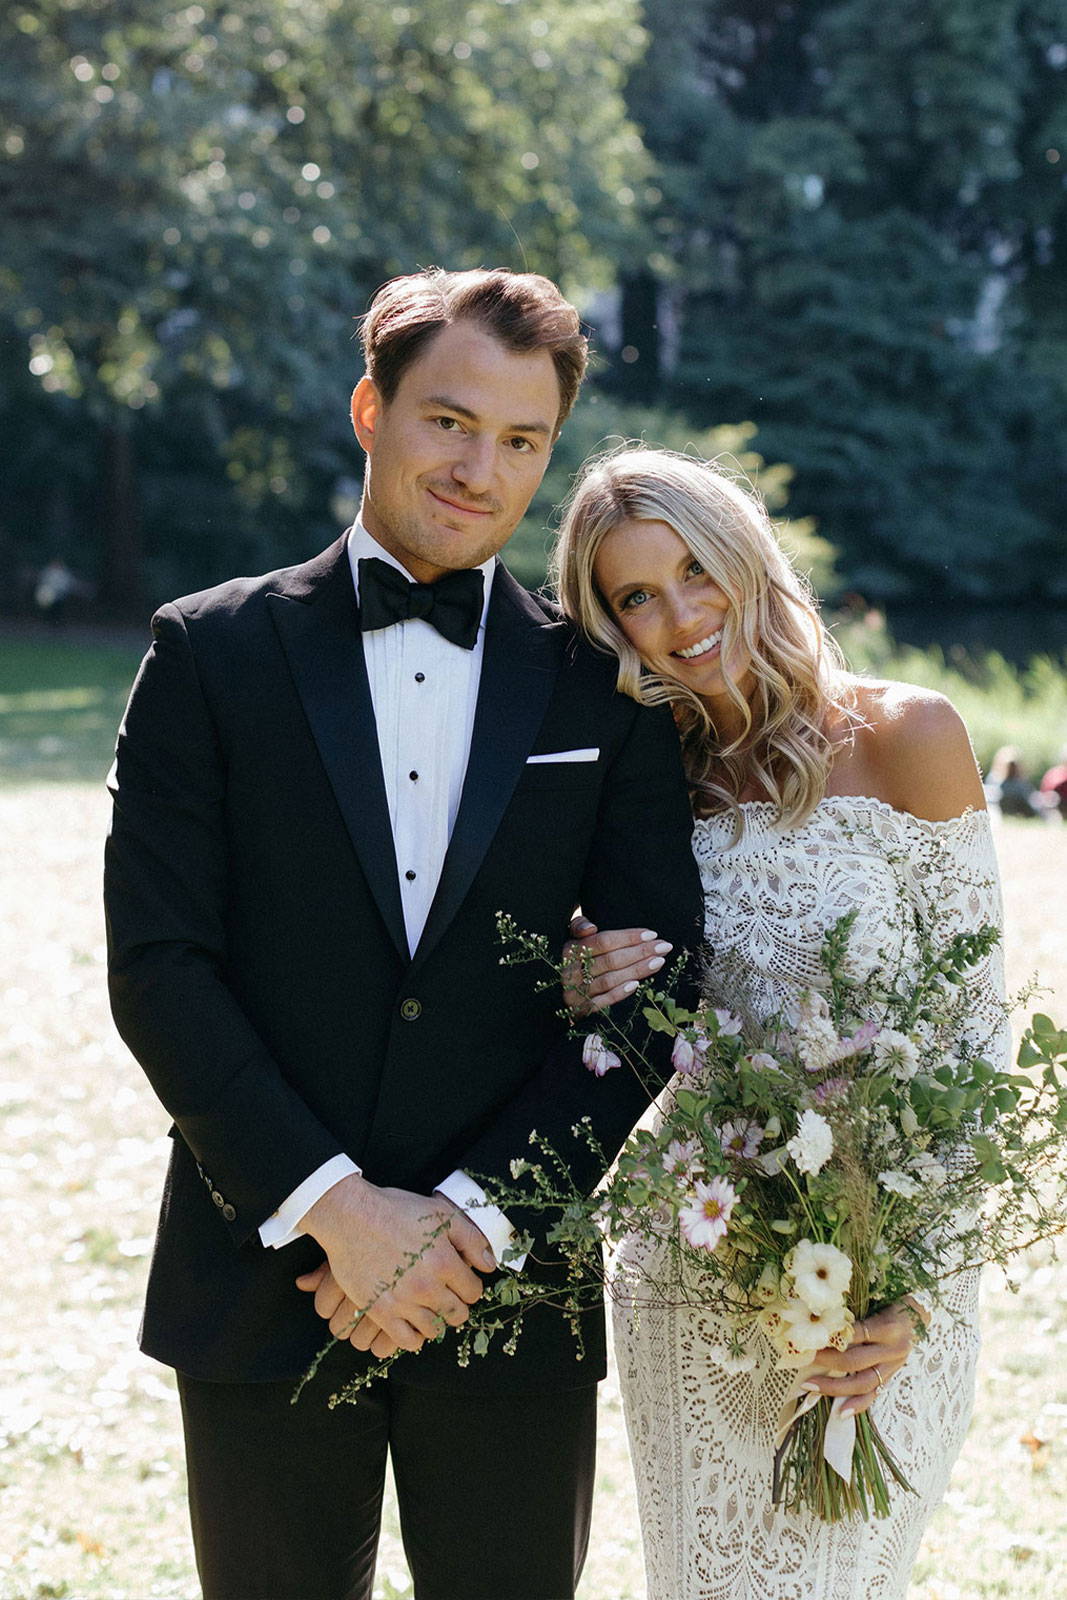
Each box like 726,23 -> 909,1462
614,797 -> 1006,1600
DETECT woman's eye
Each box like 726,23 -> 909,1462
621,589 -> 650,611
687,559 -> 705,578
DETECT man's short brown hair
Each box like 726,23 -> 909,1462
359,268 -> 588,434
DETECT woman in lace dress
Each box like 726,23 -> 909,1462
551,447 -> 1006,1600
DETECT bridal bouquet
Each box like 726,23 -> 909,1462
300,890 -> 1067,1526
477,904 -> 1067,1523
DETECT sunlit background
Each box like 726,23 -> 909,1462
2,3 -> 1067,1596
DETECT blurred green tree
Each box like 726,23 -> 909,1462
622,0 -> 1067,599
0,0 -> 647,609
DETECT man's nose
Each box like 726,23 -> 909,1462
449,435 -> 495,494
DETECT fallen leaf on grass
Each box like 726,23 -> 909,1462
76,1531 -> 105,1556
1019,1430 -> 1051,1471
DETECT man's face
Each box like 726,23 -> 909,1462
351,320 -> 562,583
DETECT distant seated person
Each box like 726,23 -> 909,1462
1039,748 -> 1067,817
984,745 -> 1045,818
34,558 -> 93,625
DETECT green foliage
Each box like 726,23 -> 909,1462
628,0 -> 1067,600
0,0 -> 647,606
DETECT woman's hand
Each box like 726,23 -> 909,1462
806,1300 -> 928,1417
561,914 -> 673,1016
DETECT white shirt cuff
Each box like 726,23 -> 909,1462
435,1170 -> 526,1271
259,1154 -> 361,1249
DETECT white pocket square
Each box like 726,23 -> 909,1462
526,747 -> 600,764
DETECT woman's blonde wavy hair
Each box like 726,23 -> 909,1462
551,445 -> 854,836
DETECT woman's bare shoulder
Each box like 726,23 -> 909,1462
840,676 -> 986,821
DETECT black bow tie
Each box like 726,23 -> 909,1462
358,557 -> 485,651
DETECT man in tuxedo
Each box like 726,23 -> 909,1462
105,267 -> 703,1600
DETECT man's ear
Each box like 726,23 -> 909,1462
350,377 -> 381,452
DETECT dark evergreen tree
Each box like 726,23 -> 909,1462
627,0 -> 1067,599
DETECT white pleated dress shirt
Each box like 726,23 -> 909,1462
259,522 -> 519,1264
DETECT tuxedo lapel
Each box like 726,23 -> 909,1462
410,566 -> 565,972
266,539 -> 408,960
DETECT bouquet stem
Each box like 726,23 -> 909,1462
772,1399 -> 914,1522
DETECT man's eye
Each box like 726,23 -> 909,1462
508,436 -> 535,452
436,416 -> 462,431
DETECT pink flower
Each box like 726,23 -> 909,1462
719,1120 -> 764,1159
679,1177 -> 737,1252
711,1008 -> 743,1037
665,1138 -> 702,1178
812,1075 -> 850,1105
829,1020 -> 880,1062
672,1032 -> 709,1075
582,1033 -> 621,1076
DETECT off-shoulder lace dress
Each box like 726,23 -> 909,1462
614,797 -> 1006,1600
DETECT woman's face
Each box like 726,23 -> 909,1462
592,517 -> 752,706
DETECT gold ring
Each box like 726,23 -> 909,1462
873,1366 -> 884,1389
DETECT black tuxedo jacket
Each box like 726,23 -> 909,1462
104,536 -> 703,1390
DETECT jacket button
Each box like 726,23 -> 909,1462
400,997 -> 422,1021
211,1190 -> 225,1208
222,1203 -> 236,1222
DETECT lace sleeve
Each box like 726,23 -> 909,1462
897,807 -> 1010,1072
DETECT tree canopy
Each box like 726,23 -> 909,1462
2,0 -> 1065,610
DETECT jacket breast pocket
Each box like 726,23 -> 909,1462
512,759 -> 604,793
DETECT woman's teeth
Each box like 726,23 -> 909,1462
674,629 -> 722,660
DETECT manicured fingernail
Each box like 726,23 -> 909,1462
800,1381 -> 821,1393
653,941 -> 673,955
647,956 -> 665,972
640,931 -> 657,942
622,980 -> 638,994
483,1250 -> 496,1270
840,1399 -> 861,1416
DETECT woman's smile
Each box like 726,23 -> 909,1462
673,628 -> 723,661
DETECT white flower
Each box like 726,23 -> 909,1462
706,1340 -> 758,1374
872,1029 -> 921,1081
909,1151 -> 948,1189
796,1010 -> 841,1072
752,1263 -> 781,1305
786,1109 -> 834,1176
711,1007 -> 744,1037
582,1034 -> 621,1077
787,1239 -> 853,1312
755,1146 -> 786,1177
719,1120 -> 764,1160
745,1050 -> 784,1074
777,1295 -> 853,1354
678,1177 -> 737,1252
878,1168 -> 921,1198
899,1103 -> 920,1137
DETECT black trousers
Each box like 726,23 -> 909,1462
177,1360 -> 598,1600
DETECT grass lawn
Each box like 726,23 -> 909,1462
1,631 -> 1066,1599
